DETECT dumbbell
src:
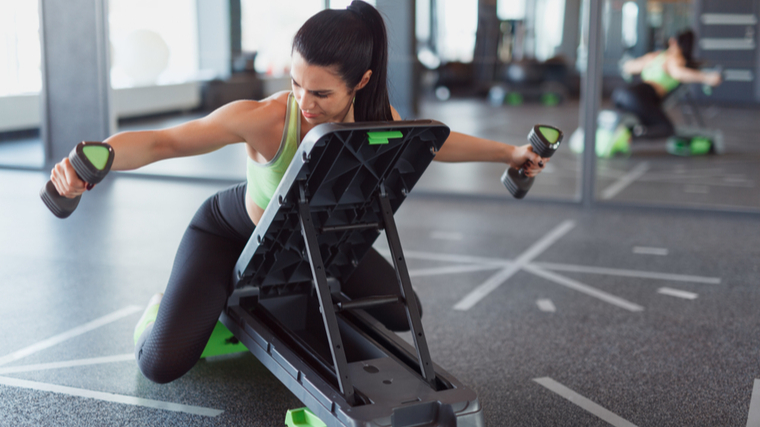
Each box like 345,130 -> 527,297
40,142 -> 115,218
502,124 -> 563,199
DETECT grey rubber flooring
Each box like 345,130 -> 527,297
1,166 -> 759,426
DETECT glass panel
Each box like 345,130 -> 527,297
0,0 -> 44,169
115,0 -> 326,181
109,0 -> 199,88
436,0 -> 478,63
594,0 -> 760,212
241,0 -> 322,76
330,0 -> 375,9
413,0 -> 581,201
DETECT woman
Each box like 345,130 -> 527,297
602,29 -> 722,156
49,1 -> 548,384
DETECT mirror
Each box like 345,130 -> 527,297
593,0 -> 760,212
0,1 -> 45,170
412,0 -> 583,202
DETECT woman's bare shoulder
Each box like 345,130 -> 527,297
202,91 -> 289,136
221,91 -> 289,121
390,105 -> 402,121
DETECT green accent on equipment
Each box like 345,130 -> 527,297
200,321 -> 248,359
690,137 -> 712,155
285,408 -> 326,427
82,145 -> 111,171
367,131 -> 403,145
506,92 -> 523,105
538,126 -> 560,144
540,93 -> 560,106
666,136 -> 714,156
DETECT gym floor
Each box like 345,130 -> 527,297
1,97 -> 759,426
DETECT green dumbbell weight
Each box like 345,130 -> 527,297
502,124 -> 563,199
40,142 -> 114,218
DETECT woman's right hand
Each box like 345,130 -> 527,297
50,158 -> 88,198
703,71 -> 722,87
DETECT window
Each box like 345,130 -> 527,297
622,1 -> 639,48
329,0 -> 375,10
436,0 -> 478,62
0,0 -> 41,96
109,0 -> 199,88
497,0 -> 526,21
534,0 -> 566,61
241,0 -> 323,76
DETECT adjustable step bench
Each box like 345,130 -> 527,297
220,120 -> 484,427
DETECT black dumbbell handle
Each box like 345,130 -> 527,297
502,125 -> 563,199
40,142 -> 114,219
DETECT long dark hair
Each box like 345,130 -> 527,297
292,1 -> 393,122
676,29 -> 695,67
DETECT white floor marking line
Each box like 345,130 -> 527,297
0,376 -> 223,417
533,377 -> 639,427
633,246 -> 669,256
657,288 -> 698,300
408,264 -> 501,278
601,162 -> 650,200
453,220 -> 576,311
430,231 -> 464,241
536,299 -> 556,312
0,354 -> 134,375
453,267 -> 521,311
530,262 -> 722,285
0,305 -> 142,367
684,184 -> 710,194
747,379 -> 760,427
380,249 -> 510,267
524,265 -> 644,312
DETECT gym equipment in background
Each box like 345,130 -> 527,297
569,83 -> 724,158
40,142 -> 114,219
223,120 -> 484,426
502,124 -> 563,199
489,58 -> 570,107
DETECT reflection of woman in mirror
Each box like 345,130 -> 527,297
615,29 -> 722,140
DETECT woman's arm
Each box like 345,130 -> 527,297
666,60 -> 722,86
108,98 -> 286,170
435,131 -> 546,177
388,106 -> 544,175
622,51 -> 660,75
50,93 -> 288,198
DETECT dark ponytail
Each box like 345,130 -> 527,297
292,1 -> 393,122
676,29 -> 696,68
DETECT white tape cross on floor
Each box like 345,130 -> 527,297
381,220 -> 722,312
453,220 -> 577,311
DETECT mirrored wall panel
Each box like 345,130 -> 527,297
413,0 -> 583,201
0,1 -> 44,169
593,0 -> 760,212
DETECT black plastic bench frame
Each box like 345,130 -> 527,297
220,120 -> 484,427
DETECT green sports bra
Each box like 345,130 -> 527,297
641,52 -> 680,94
246,92 -> 300,210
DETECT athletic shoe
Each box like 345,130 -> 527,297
596,125 -> 631,158
133,293 -> 163,346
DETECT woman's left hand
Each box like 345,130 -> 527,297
510,144 -> 549,178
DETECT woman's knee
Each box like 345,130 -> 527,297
135,326 -> 199,384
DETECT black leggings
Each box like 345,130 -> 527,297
612,82 -> 675,139
135,183 -> 416,384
